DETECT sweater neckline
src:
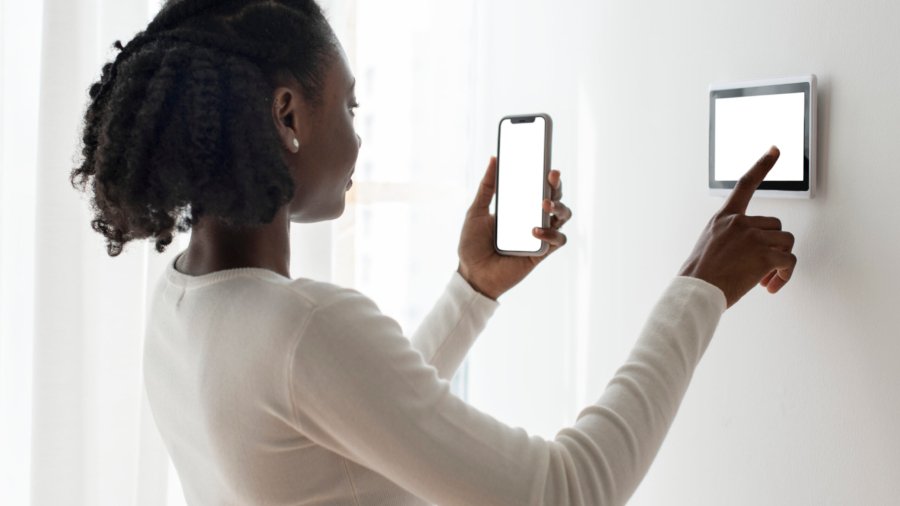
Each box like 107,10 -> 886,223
166,251 -> 292,288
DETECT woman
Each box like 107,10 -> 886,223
72,0 -> 797,504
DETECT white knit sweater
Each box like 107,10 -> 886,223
143,254 -> 726,505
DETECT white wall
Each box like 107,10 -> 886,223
468,0 -> 900,504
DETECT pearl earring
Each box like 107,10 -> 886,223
291,137 -> 300,152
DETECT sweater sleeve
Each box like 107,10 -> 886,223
409,271 -> 499,380
288,276 -> 726,506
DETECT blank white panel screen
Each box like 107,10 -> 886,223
714,92 -> 805,181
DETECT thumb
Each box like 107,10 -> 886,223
468,156 -> 497,215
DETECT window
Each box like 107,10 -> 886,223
322,0 -> 480,393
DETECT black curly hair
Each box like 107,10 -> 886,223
71,0 -> 338,256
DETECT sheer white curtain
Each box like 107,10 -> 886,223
1,1 -> 585,504
0,1 -> 41,504
0,0 -> 184,504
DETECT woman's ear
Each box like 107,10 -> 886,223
271,86 -> 309,154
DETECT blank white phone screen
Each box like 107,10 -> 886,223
497,117 -> 545,252
715,92 -> 805,181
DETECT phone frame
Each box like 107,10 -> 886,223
493,113 -> 553,257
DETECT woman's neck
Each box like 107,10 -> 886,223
176,207 -> 292,278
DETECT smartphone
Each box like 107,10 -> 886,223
494,113 -> 553,256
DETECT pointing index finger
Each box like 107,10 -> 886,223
722,146 -> 780,215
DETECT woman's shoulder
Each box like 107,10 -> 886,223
286,277 -> 371,309
212,275 -> 377,321
160,253 -> 372,310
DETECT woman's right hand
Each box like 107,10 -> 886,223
679,146 -> 797,308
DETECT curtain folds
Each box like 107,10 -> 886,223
1,1 -> 174,505
0,1 -> 41,505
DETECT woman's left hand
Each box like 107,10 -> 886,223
457,156 -> 572,300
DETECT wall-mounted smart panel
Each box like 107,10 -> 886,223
709,75 -> 817,198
